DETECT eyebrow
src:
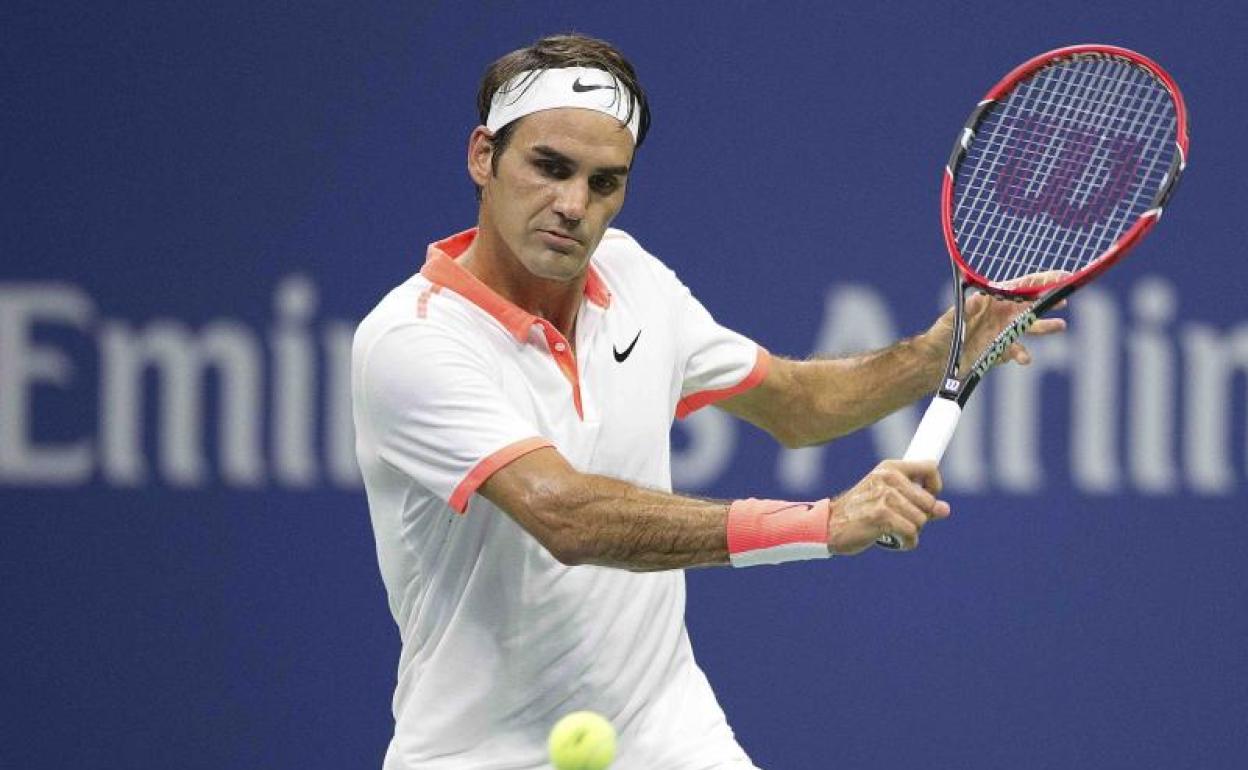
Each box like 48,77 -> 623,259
531,145 -> 630,176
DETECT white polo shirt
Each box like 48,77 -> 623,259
352,227 -> 769,770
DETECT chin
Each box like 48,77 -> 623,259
523,250 -> 587,283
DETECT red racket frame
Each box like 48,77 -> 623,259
939,44 -> 1190,299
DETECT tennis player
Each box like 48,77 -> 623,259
352,33 -> 1064,770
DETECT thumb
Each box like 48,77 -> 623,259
891,459 -> 942,493
965,292 -> 989,315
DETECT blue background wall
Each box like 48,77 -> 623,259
3,2 -> 1245,768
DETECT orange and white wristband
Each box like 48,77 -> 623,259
726,497 -> 832,567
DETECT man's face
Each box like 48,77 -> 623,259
472,108 -> 634,282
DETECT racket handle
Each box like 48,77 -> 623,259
901,396 -> 963,463
876,397 -> 962,550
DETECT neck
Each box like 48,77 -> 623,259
459,226 -> 585,340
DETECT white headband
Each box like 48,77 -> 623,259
485,67 -> 640,142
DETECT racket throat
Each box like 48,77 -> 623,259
970,309 -> 1039,379
938,377 -> 965,400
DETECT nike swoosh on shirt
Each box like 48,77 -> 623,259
613,330 -> 642,362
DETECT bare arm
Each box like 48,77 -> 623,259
721,335 -> 945,448
478,447 -> 950,570
721,292 -> 1067,448
479,283 -> 1065,567
478,447 -> 731,570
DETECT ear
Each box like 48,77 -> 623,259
467,126 -> 496,189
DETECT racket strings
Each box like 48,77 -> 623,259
959,59 -> 1173,281
996,61 -> 1157,280
952,54 -> 1178,285
964,61 -> 1167,279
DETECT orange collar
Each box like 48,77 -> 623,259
420,228 -> 611,342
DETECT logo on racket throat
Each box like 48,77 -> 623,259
973,311 -> 1038,378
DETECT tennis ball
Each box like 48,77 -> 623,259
547,710 -> 617,770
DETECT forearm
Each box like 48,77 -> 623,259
542,474 -> 731,571
478,449 -> 732,571
790,334 -> 945,443
776,288 -> 1068,445
721,332 -> 945,448
480,447 -> 950,566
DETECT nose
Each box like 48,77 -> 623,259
552,179 -> 588,224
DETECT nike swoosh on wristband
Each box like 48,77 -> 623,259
761,503 -> 815,516
613,330 -> 642,362
572,78 -> 617,93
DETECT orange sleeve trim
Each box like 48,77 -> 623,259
676,347 -> 771,420
449,437 -> 554,514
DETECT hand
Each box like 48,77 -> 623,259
826,460 -> 951,554
926,271 -> 1069,373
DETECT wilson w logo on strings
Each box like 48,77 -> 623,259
992,115 -> 1145,229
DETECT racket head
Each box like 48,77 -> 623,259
942,45 -> 1189,300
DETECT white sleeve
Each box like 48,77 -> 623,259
668,274 -> 770,419
356,325 -> 552,513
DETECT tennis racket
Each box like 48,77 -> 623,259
877,44 -> 1189,550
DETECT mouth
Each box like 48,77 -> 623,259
537,229 -> 581,249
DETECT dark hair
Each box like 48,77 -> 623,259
473,34 -> 651,197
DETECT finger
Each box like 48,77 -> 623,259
899,490 -> 951,523
1008,341 -> 1038,366
886,460 -> 943,495
1006,342 -> 1031,365
1000,269 -> 1071,290
881,518 -> 920,551
965,292 -> 995,318
885,474 -> 944,518
1026,318 -> 1067,336
903,489 -> 951,521
884,489 -> 931,531
880,497 -> 949,554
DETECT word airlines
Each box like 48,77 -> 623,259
0,276 -> 1242,495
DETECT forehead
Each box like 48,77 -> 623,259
508,108 -> 635,165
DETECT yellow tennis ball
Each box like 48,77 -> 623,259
547,710 -> 617,770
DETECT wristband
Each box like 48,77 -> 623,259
726,498 -> 832,568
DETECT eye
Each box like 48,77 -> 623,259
590,175 -> 619,195
534,159 -> 570,179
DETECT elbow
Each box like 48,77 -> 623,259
547,539 -> 588,566
515,476 -> 591,566
541,522 -> 588,566
775,431 -> 807,450
771,423 -> 816,449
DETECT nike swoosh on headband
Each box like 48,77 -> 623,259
486,68 -> 640,142
572,77 -> 617,93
